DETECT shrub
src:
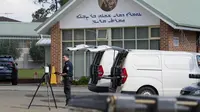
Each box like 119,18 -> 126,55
72,76 -> 90,85
29,41 -> 45,63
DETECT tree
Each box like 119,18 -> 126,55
0,40 -> 22,60
32,0 -> 69,21
32,8 -> 50,22
29,41 -> 45,63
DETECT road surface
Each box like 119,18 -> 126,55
0,84 -> 96,112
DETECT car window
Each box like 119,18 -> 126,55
197,55 -> 200,67
0,58 -> 13,61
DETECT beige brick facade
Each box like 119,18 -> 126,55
50,22 -> 62,83
160,20 -> 197,52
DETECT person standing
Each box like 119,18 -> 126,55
57,54 -> 73,106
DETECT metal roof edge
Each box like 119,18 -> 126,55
35,0 -> 77,34
174,25 -> 200,32
177,23 -> 200,30
135,0 -> 200,32
0,22 -> 42,25
36,38 -> 51,46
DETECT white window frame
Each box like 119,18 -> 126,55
96,29 -> 108,41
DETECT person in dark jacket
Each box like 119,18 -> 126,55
57,54 -> 73,106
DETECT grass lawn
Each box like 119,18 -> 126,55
18,68 -> 44,79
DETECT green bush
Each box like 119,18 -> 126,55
72,76 -> 90,85
29,41 -> 45,63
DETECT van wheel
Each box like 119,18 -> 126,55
137,87 -> 157,96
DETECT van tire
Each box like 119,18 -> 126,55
137,87 -> 157,96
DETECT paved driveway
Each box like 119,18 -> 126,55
0,85 -> 95,112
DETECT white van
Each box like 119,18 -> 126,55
108,50 -> 200,96
66,44 -> 124,92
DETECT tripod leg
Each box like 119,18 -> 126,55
49,82 -> 57,108
47,83 -> 51,110
28,75 -> 45,109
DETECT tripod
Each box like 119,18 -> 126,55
28,67 -> 57,110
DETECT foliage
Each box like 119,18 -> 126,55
32,8 -> 50,22
32,0 -> 69,21
0,40 -> 22,60
72,76 -> 90,85
29,41 -> 45,63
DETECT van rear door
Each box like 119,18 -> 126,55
66,44 -> 95,51
109,50 -> 129,92
87,45 -> 125,85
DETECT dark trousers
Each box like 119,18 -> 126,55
63,77 -> 72,105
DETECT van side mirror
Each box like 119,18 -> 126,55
15,63 -> 18,66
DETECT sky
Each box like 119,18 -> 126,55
0,0 -> 48,22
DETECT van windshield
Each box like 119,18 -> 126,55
197,55 -> 200,67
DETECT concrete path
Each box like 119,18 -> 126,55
0,84 -> 90,92
0,90 -> 96,112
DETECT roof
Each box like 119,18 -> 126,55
36,37 -> 51,46
135,0 -> 200,31
32,17 -> 49,22
0,16 -> 20,22
0,22 -> 42,37
36,0 -> 200,34
35,0 -> 82,34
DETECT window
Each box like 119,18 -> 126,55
74,42 -> 84,46
62,42 -> 72,66
98,41 -> 108,45
86,41 -> 96,46
98,30 -> 107,38
86,29 -> 96,40
112,41 -> 122,48
112,28 -> 123,39
74,29 -> 84,40
62,30 -> 72,41
137,40 -> 148,49
62,42 -> 72,54
61,27 -> 160,78
124,27 -> 135,39
151,28 -> 160,37
124,40 -> 135,49
150,40 -> 160,50
197,55 -> 200,67
137,27 -> 148,39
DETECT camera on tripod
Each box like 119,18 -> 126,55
28,64 -> 57,110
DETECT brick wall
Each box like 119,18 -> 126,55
160,20 -> 173,51
160,20 -> 197,52
50,22 -> 62,83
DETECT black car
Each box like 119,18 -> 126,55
180,74 -> 200,96
180,82 -> 200,96
0,55 -> 18,85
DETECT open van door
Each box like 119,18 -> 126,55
109,50 -> 129,93
66,44 -> 95,51
87,45 -> 125,85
